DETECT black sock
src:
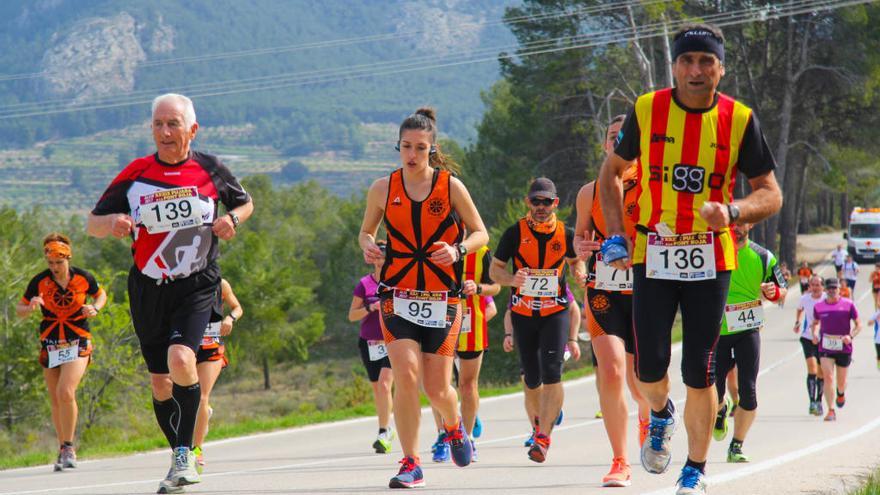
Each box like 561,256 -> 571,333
807,374 -> 816,401
817,378 -> 825,402
685,458 -> 706,473
730,438 -> 744,448
62,441 -> 73,449
837,388 -> 845,397
171,382 -> 201,449
379,427 -> 388,435
534,416 -> 539,427
152,398 -> 177,449
652,399 -> 675,419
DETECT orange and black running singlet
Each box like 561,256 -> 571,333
511,218 -> 569,317
21,267 -> 103,344
625,88 -> 759,271
381,168 -> 462,293
588,166 -> 638,292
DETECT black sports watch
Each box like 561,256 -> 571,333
228,211 -> 240,228
476,285 -> 483,295
456,243 -> 467,261
727,203 -> 741,224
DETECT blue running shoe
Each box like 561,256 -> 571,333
445,420 -> 473,467
432,432 -> 450,463
473,416 -> 483,438
389,457 -> 424,489
675,465 -> 707,494
555,409 -> 564,426
640,410 -> 678,474
524,428 -> 536,447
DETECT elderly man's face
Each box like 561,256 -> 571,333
152,100 -> 197,163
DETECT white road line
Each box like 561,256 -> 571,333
641,415 -> 880,495
10,345 -> 817,495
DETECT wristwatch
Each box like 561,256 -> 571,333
476,285 -> 483,295
229,314 -> 237,323
456,243 -> 467,261
727,203 -> 741,224
228,211 -> 240,228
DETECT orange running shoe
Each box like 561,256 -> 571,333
527,433 -> 550,463
638,416 -> 650,448
602,457 -> 632,487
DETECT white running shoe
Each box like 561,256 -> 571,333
169,448 -> 200,486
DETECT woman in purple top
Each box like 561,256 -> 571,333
810,277 -> 861,422
348,240 -> 394,453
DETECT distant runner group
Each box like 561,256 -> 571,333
13,20 -> 874,495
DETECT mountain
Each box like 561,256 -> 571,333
0,0 -> 517,147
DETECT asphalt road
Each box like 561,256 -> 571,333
5,232 -> 880,495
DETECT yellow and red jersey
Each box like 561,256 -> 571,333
617,88 -> 774,272
458,247 -> 494,352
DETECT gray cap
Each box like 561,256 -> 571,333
824,277 -> 839,289
528,177 -> 557,199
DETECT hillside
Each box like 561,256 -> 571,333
0,0 -> 516,148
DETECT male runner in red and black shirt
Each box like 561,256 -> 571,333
88,93 -> 253,494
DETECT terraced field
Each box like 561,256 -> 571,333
0,122 -> 400,211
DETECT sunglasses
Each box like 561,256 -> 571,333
530,197 -> 555,206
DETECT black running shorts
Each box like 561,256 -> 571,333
584,288 -> 634,354
378,293 -> 461,357
800,337 -> 820,360
358,337 -> 392,382
511,310 -> 569,389
819,351 -> 852,368
128,263 -> 221,374
632,265 -> 732,389
456,350 -> 484,360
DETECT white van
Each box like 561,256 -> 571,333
845,207 -> 880,262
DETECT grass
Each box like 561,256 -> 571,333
852,468 -> 880,495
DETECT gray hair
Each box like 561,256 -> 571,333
151,93 -> 197,128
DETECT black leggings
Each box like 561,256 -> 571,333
715,330 -> 760,411
511,310 -> 569,389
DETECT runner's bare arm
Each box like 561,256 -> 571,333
484,299 -> 498,322
566,256 -> 587,286
479,281 -> 502,297
574,182 -> 601,260
702,171 -> 783,229
348,295 -> 371,322
449,177 -> 489,255
83,288 -> 108,317
794,307 -> 805,332
221,279 -> 243,320
86,213 -> 135,239
359,177 -> 390,264
489,258 -> 526,289
214,199 -> 254,240
597,153 -> 634,239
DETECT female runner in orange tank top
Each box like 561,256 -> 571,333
359,108 -> 488,488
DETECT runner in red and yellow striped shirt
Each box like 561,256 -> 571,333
596,23 -> 782,494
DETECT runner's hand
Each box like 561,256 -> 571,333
843,335 -> 852,345
29,295 -> 45,310
81,304 -> 98,318
812,334 -> 819,345
111,214 -> 135,238
430,241 -> 457,266
513,268 -> 529,289
461,280 -> 478,296
567,341 -> 581,361
576,232 -> 602,259
369,301 -> 382,312
213,214 -> 236,240
760,282 -> 777,299
503,335 -> 514,352
793,322 -> 801,334
363,242 -> 384,264
221,316 -> 234,336
699,201 -> 730,230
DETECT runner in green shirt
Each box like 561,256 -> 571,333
712,222 -> 787,463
